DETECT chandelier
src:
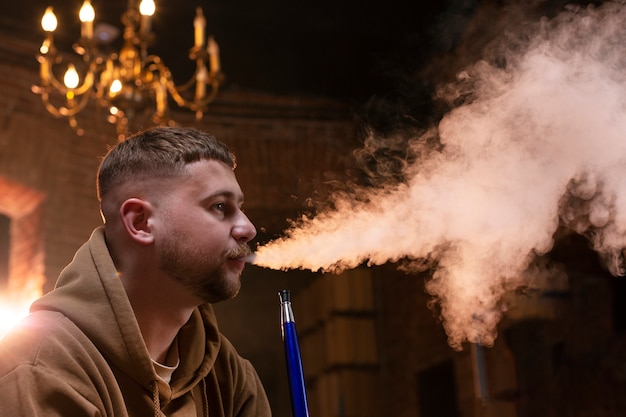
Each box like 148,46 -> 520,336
32,0 -> 223,138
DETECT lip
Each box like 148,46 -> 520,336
227,257 -> 246,270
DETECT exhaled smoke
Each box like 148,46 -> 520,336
253,1 -> 626,349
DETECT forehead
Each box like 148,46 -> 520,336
180,159 -> 243,198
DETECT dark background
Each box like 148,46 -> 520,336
1,0 -> 455,101
2,0 -> 605,118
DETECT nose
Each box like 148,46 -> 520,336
233,210 -> 257,243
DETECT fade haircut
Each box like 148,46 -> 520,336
97,126 -> 236,201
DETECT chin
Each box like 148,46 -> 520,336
200,279 -> 241,304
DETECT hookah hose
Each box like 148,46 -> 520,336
279,289 -> 310,417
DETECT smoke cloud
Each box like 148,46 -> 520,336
253,1 -> 626,348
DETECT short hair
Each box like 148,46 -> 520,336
97,127 -> 236,201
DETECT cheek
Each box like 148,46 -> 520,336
158,205 -> 233,247
157,204 -> 198,229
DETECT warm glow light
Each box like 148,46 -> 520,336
0,288 -> 41,340
40,38 -> 51,54
207,36 -> 220,73
63,64 -> 80,89
139,0 -> 156,16
79,1 -> 95,39
109,79 -> 122,94
194,7 -> 206,48
35,0 -> 222,135
79,1 -> 95,23
41,7 -> 58,32
0,302 -> 29,340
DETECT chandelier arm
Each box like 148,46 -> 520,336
69,63 -> 98,96
168,79 -> 220,111
92,58 -> 118,106
59,92 -> 93,118
44,69 -> 70,94
149,60 -> 220,112
39,87 -> 92,118
39,57 -> 97,97
195,80 -> 221,107
144,55 -> 196,92
38,90 -> 65,118
145,55 -> 219,97
172,71 -> 198,92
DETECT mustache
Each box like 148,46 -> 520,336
225,244 -> 252,259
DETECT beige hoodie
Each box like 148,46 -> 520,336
0,227 -> 271,417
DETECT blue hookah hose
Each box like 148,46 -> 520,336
279,290 -> 310,417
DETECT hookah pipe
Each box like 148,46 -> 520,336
279,290 -> 311,417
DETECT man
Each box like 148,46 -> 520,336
0,127 -> 271,416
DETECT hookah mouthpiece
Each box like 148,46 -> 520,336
279,289 -> 291,304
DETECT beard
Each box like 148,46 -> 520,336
158,232 -> 250,303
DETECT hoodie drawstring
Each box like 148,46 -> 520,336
150,378 -> 208,417
201,378 -> 210,417
151,380 -> 161,417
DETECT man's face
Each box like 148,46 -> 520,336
152,159 -> 257,304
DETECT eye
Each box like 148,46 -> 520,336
213,202 -> 226,212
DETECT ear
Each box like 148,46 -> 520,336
119,198 -> 154,245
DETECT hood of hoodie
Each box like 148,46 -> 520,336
30,227 -> 222,399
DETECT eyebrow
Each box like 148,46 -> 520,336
199,190 -> 244,205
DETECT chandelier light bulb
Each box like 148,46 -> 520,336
79,1 -> 95,23
139,0 -> 156,17
41,7 -> 57,32
63,64 -> 80,89
139,0 -> 156,34
79,1 -> 95,39
109,79 -> 123,95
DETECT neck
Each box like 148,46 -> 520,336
135,305 -> 193,364
119,268 -> 197,363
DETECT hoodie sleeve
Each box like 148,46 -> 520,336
0,312 -> 127,417
0,365 -> 104,417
